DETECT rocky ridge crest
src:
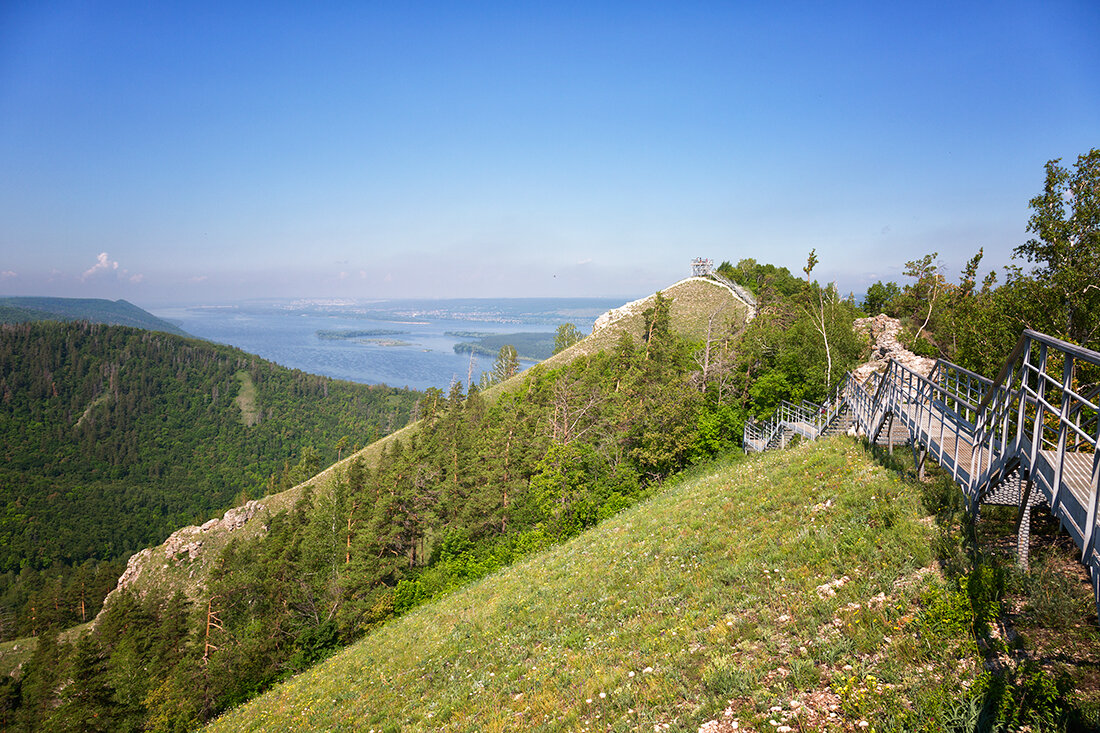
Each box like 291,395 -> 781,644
851,313 -> 935,383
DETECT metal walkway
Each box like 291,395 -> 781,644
747,329 -> 1100,616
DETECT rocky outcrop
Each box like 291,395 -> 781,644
851,314 -> 935,383
112,500 -> 263,598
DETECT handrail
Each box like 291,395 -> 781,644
974,331 -> 1032,415
750,328 -> 1100,622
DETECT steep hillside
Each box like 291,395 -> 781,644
0,277 -> 757,730
200,439 -> 955,731
0,321 -> 420,638
205,438 -> 1100,732
104,277 -> 752,612
0,296 -> 188,335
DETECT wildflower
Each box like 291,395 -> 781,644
599,692 -> 606,699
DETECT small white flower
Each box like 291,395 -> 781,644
599,692 -> 606,699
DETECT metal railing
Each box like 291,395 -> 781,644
745,328 -> 1100,616
743,385 -> 848,453
968,331 -> 1100,562
841,330 -> 1100,616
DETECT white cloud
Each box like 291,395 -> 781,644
82,252 -> 119,280
0,270 -> 16,280
190,275 -> 208,283
129,273 -> 145,284
577,258 -> 593,265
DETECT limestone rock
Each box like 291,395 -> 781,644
591,294 -> 648,335
851,314 -> 934,383
114,499 -> 264,596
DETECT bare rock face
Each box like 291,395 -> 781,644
113,500 -> 262,597
851,314 -> 935,383
114,547 -> 154,591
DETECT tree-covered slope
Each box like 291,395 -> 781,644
0,296 -> 188,336
92,277 -> 755,618
0,321 -> 420,638
0,278 -> 755,730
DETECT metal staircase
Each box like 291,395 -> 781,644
744,329 -> 1100,615
841,330 -> 1100,613
743,390 -> 848,453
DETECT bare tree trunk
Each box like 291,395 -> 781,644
915,281 -> 939,343
806,288 -> 834,390
203,596 -> 223,666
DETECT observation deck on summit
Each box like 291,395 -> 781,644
691,257 -> 714,277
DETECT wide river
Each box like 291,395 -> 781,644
152,297 -> 626,392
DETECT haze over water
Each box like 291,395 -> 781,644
153,297 -> 622,392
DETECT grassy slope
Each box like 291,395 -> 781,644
206,438 -> 972,733
104,277 -> 751,608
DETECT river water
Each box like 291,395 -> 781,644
152,297 -> 624,392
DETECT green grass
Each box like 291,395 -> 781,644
0,637 -> 36,679
234,370 -> 260,427
205,438 -> 981,732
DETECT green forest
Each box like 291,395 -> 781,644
0,150 -> 1096,731
0,322 -> 421,640
452,332 -> 557,361
0,297 -> 187,336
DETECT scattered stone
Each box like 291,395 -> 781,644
816,575 -> 850,598
852,314 -> 934,384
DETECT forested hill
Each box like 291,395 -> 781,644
0,296 -> 188,336
0,321 -> 421,639
0,277 -> 758,731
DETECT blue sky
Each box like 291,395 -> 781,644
1,1 -> 1097,305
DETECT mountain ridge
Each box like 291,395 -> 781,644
0,296 -> 188,336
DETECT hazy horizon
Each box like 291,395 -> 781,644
3,2 -> 1097,304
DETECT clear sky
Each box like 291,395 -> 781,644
1,1 -> 1097,305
